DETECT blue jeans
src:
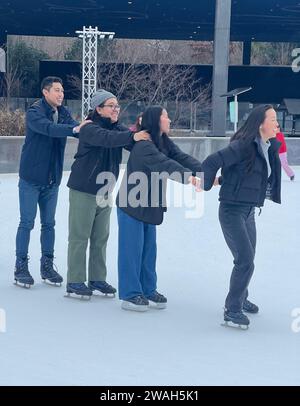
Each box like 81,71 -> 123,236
16,178 -> 59,259
117,208 -> 157,300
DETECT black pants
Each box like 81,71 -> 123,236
219,202 -> 256,312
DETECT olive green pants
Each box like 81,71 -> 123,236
67,188 -> 112,283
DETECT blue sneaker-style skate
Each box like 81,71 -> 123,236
121,295 -> 149,312
146,291 -> 167,309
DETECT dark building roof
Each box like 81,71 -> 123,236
1,0 -> 300,42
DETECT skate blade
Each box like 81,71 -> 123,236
92,291 -> 116,298
149,301 -> 167,310
121,301 -> 149,312
42,279 -> 62,287
221,321 -> 249,330
64,292 -> 92,301
14,280 -> 32,289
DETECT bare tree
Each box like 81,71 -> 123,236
190,40 -> 243,65
251,42 -> 300,65
0,44 -> 23,111
67,39 -> 212,128
0,109 -> 25,136
66,74 -> 82,99
106,40 -> 212,124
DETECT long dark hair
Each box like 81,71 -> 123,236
231,104 -> 273,143
140,106 -> 164,150
134,113 -> 143,132
231,104 -> 274,172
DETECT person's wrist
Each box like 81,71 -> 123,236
73,126 -> 79,134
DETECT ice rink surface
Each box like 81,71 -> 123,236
0,168 -> 299,386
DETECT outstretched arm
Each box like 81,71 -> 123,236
201,141 -> 245,190
142,142 -> 193,184
165,137 -> 203,174
27,108 -> 77,138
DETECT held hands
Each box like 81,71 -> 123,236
188,176 -> 202,192
213,177 -> 220,186
133,130 -> 151,142
188,176 -> 219,191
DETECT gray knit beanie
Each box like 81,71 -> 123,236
90,89 -> 117,110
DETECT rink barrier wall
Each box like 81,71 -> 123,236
0,136 -> 300,173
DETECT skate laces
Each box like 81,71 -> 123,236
15,256 -> 30,274
225,310 -> 245,318
98,281 -> 110,288
69,282 -> 90,290
148,291 -> 166,302
43,256 -> 59,276
244,299 -> 257,311
244,299 -> 253,307
90,280 -> 116,292
131,295 -> 148,305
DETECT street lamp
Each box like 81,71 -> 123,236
220,87 -> 252,133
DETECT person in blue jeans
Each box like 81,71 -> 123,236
116,106 -> 202,311
15,76 -> 90,288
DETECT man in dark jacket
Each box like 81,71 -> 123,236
15,76 -> 90,288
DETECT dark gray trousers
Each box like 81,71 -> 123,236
219,202 -> 256,312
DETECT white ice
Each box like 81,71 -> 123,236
0,168 -> 299,386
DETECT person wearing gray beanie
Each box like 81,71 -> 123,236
66,89 -> 150,298
90,89 -> 117,110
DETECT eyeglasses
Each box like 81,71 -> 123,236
102,104 -> 121,111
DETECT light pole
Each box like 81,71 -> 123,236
0,47 -> 5,73
76,26 -> 115,119
220,87 -> 252,133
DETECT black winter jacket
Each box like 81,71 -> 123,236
67,116 -> 135,195
201,137 -> 281,207
117,135 -> 203,225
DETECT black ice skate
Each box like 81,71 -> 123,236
88,281 -> 116,297
65,283 -> 93,300
40,255 -> 63,286
243,299 -> 259,314
14,256 -> 34,288
222,309 -> 250,330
